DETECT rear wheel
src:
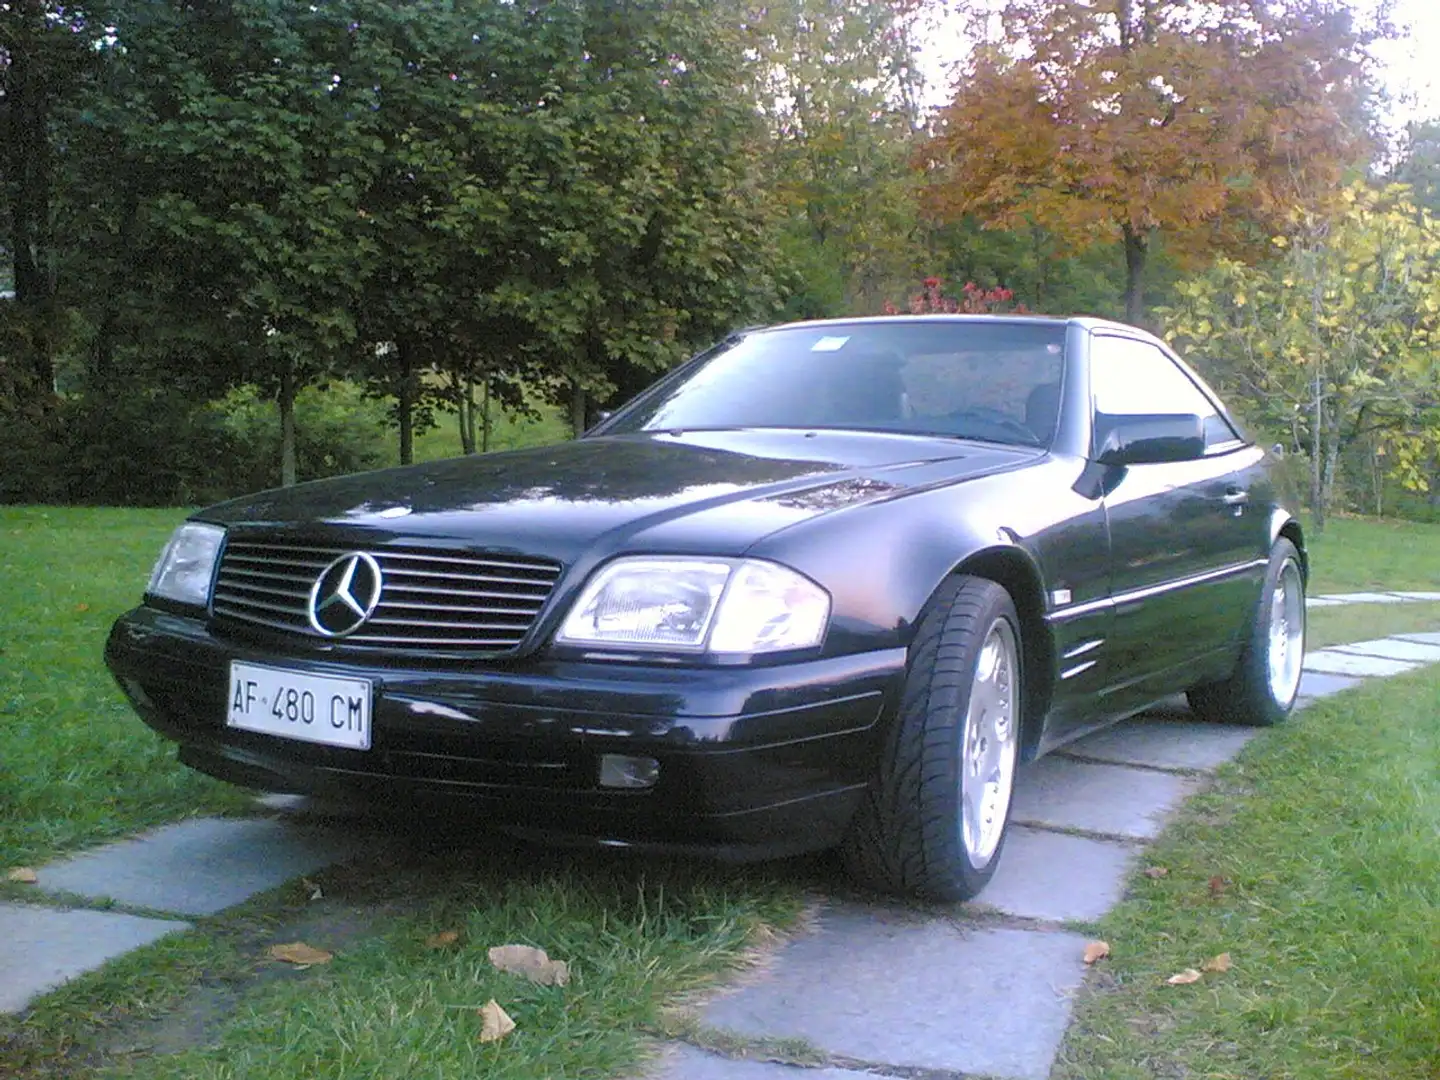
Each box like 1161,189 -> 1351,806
842,577 -> 1021,902
1188,538 -> 1306,726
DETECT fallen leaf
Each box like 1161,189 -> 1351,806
1166,968 -> 1203,985
426,929 -> 461,949
488,944 -> 570,986
1208,875 -> 1229,898
477,999 -> 515,1043
1143,866 -> 1169,879
267,942 -> 333,966
1203,952 -> 1233,973
302,878 -> 323,901
74,603 -> 91,613
7,867 -> 38,884
1083,940 -> 1110,964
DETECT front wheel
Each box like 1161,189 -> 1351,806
1188,538 -> 1306,726
842,577 -> 1022,902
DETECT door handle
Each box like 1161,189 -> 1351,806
1221,488 -> 1249,505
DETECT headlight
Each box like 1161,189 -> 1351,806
556,557 -> 830,655
146,523 -> 225,607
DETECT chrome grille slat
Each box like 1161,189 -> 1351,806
211,540 -> 561,654
213,592 -> 309,617
216,580 -> 312,602
381,566 -> 558,586
383,601 -> 535,616
385,587 -> 547,604
221,566 -> 318,585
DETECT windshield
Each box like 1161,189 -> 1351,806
607,321 -> 1067,448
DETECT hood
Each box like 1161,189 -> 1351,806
201,430 -> 1036,561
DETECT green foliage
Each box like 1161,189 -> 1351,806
206,383 -> 391,495
1162,182 -> 1440,527
752,0 -> 929,315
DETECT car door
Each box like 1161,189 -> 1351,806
1090,333 -> 1268,711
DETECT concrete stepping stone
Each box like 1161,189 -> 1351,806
1389,591 -> 1440,602
1331,638 -> 1440,664
1313,592 -> 1409,604
701,903 -> 1088,1080
1010,757 -> 1197,840
651,1044 -> 870,1079
1301,650 -> 1418,678
0,903 -> 187,1013
1397,631 -> 1440,646
976,826 -> 1132,922
1304,597 -> 1347,608
1063,717 -> 1258,773
37,817 -> 369,917
1296,670 -> 1363,701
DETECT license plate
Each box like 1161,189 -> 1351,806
227,662 -> 373,750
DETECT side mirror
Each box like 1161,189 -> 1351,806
1095,412 -> 1205,466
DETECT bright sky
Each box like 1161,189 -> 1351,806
1374,0 -> 1440,127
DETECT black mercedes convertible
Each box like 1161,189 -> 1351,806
106,315 -> 1307,901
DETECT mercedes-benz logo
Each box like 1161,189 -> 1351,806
307,552 -> 383,637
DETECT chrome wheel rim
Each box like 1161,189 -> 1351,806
961,619 -> 1019,869
1266,558 -> 1306,705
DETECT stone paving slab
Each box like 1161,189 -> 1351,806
1301,650 -> 1418,678
1390,591 -> 1440,602
1313,592 -> 1410,604
701,904 -> 1088,1080
1331,638 -> 1440,663
651,1045 -> 873,1080
1296,669 -> 1363,701
976,826 -> 1133,923
1397,631 -> 1440,646
1064,717 -> 1258,773
0,903 -> 188,1013
1011,757 -> 1197,840
1304,597 -> 1347,608
38,818 -> 369,916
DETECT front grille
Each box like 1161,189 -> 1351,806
211,539 -> 562,654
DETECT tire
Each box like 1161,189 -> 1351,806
1187,538 -> 1306,727
842,576 -> 1022,902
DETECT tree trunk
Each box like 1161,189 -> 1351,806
569,381 -> 587,439
457,374 -> 476,455
1309,365 -> 1325,532
1121,224 -> 1147,325
397,341 -> 415,466
278,363 -> 298,488
7,0 -> 58,401
480,374 -> 491,453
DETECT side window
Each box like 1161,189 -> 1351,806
1090,336 -> 1241,455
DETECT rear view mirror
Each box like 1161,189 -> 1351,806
1095,413 -> 1205,466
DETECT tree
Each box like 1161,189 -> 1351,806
0,0 -> 114,410
749,0 -> 930,316
920,0 -> 1378,325
1162,182 -> 1440,529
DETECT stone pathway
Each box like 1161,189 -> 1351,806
1,613 -> 1437,1077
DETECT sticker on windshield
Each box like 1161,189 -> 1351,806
811,336 -> 850,352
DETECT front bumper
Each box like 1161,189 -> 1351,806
105,607 -> 904,860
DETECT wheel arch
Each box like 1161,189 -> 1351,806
1271,511 -> 1308,585
946,545 -> 1055,762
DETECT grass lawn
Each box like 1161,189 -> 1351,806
0,507 -> 252,869
1304,514 -> 1440,593
1055,662 -> 1440,1080
1306,599 -> 1440,650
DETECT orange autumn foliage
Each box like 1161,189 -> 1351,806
920,0 -> 1377,321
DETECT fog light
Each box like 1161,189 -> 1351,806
598,754 -> 660,790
